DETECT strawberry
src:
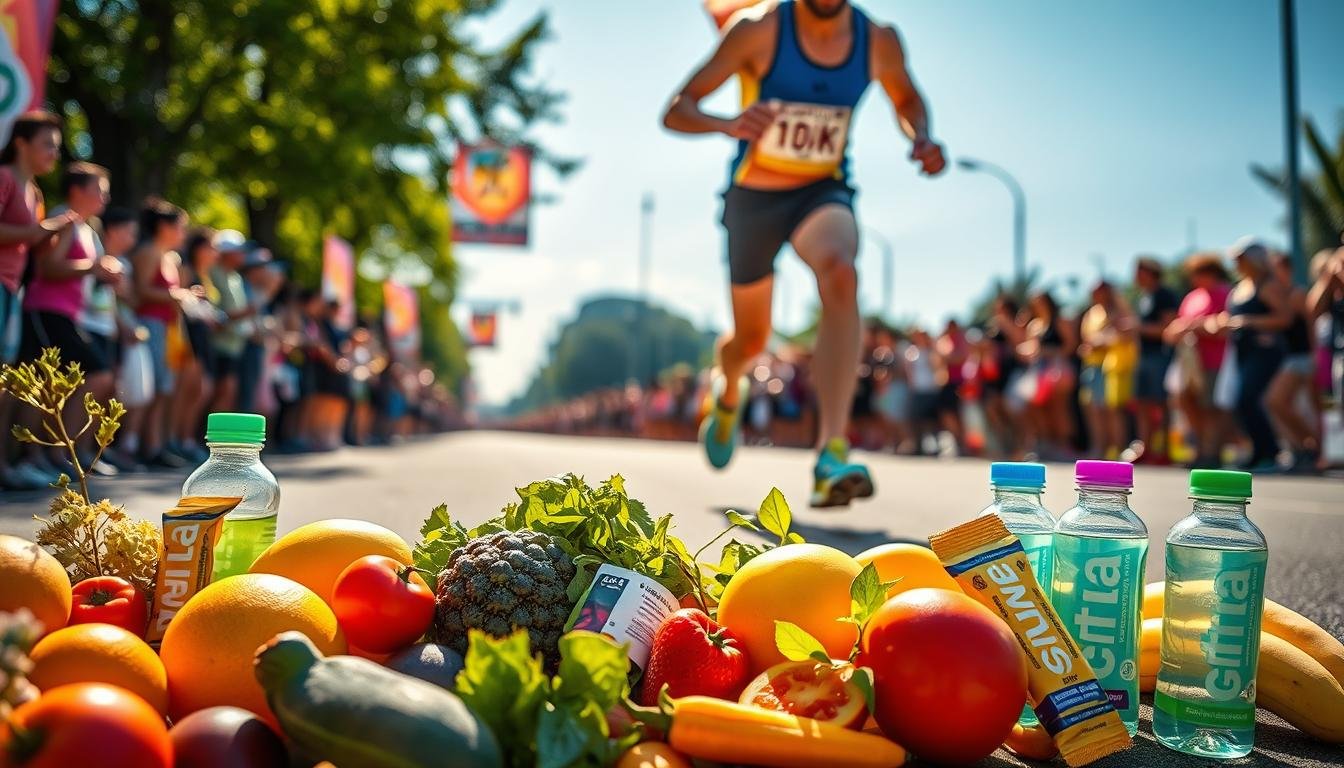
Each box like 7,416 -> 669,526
640,608 -> 751,705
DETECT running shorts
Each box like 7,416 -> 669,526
720,178 -> 856,285
19,310 -> 109,374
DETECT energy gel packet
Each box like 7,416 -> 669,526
146,496 -> 241,645
929,515 -> 1132,767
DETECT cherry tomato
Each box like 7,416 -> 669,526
1,683 -> 171,768
331,555 -> 435,654
69,577 -> 147,637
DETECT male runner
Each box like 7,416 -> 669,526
663,0 -> 945,506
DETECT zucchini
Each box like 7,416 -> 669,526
255,632 -> 502,768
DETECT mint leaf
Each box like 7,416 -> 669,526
725,509 -> 760,532
775,620 -> 828,662
849,563 -> 890,627
852,666 -> 877,715
758,487 -> 792,544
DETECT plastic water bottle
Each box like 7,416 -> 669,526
1051,460 -> 1148,735
980,461 -> 1055,726
1154,470 -> 1267,759
182,413 -> 280,580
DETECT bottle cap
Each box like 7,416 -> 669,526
1189,469 -> 1251,500
1075,460 -> 1133,489
205,412 -> 266,445
990,462 -> 1046,490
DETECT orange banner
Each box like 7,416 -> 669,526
451,144 -> 531,245
383,280 -> 420,362
467,311 -> 498,348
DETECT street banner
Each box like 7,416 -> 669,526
321,235 -> 355,330
450,144 -> 531,245
467,310 -> 498,348
383,280 -> 420,362
0,0 -> 59,139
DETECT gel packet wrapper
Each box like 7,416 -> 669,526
146,496 -> 241,645
565,563 -> 679,678
929,515 -> 1132,767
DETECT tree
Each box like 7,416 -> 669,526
46,0 -> 570,389
1252,114 -> 1344,259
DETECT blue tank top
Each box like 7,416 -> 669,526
729,1 -> 872,186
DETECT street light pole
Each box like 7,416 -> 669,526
637,193 -> 655,383
863,228 -> 895,322
1281,0 -> 1305,284
957,158 -> 1027,297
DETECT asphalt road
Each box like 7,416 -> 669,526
3,431 -> 1341,766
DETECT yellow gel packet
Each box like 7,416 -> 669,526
929,515 -> 1132,767
146,496 -> 241,644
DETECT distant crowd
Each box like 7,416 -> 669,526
0,111 -> 462,492
517,240 -> 1344,474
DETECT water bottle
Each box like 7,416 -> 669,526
182,413 -> 280,580
980,461 -> 1055,726
1154,470 -> 1267,759
1051,460 -> 1148,735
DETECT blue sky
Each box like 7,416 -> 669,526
454,0 -> 1344,406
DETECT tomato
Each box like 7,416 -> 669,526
331,555 -> 435,654
1,683 -> 171,768
738,660 -> 868,729
69,577 -> 147,637
639,609 -> 751,706
858,588 -> 1027,765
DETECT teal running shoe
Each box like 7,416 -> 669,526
810,438 -> 875,508
699,375 -> 747,470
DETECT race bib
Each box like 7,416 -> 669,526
752,100 -> 852,178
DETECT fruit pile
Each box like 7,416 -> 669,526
1,475 -> 1342,768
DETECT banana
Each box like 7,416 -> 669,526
1138,621 -> 1344,743
1002,723 -> 1058,761
1261,600 -> 1344,689
1256,633 -> 1344,743
1141,581 -> 1164,621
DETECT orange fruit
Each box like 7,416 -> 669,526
160,573 -> 345,724
248,519 -> 411,606
854,543 -> 959,599
716,544 -> 861,674
0,534 -> 71,636
28,623 -> 169,715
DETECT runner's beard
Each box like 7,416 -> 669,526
802,0 -> 848,19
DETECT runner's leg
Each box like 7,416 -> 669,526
791,204 -> 859,449
717,276 -> 774,411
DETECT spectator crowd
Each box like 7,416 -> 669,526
520,241 -> 1344,475
0,111 -> 462,492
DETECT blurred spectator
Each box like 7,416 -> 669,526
175,228 -> 221,463
1019,290 -> 1077,460
1078,280 -> 1136,460
207,231 -> 253,414
1132,257 -> 1180,463
1266,250 -> 1320,471
1164,252 -> 1233,468
936,319 -> 969,453
132,196 -> 190,468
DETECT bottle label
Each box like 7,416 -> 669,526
1154,691 -> 1254,728
1052,538 -> 1147,708
1201,558 -> 1266,707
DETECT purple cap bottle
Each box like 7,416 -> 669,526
1075,459 -> 1134,489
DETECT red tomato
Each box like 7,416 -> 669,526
738,660 -> 868,729
858,588 -> 1027,765
639,608 -> 751,706
1,683 -> 171,768
331,556 -> 435,654
69,577 -> 147,637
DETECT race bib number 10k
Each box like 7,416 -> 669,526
752,100 -> 852,178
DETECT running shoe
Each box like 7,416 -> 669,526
810,437 -> 875,509
0,462 -> 51,491
698,375 -> 748,470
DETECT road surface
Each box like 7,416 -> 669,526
3,431 -> 1342,766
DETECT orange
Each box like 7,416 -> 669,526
716,544 -> 861,674
159,573 -> 345,724
248,519 -> 411,606
0,534 -> 71,637
854,542 -> 959,600
28,623 -> 169,714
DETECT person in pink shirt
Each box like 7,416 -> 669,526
1164,252 -> 1233,468
0,111 -> 80,490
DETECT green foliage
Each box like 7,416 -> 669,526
415,474 -> 697,601
691,488 -> 806,610
512,298 -> 716,412
1253,114 -> 1344,259
48,0 -> 572,389
455,629 -> 638,768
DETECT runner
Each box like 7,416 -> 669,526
663,0 -> 945,506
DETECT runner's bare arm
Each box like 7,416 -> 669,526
662,19 -> 777,140
871,24 -> 945,176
